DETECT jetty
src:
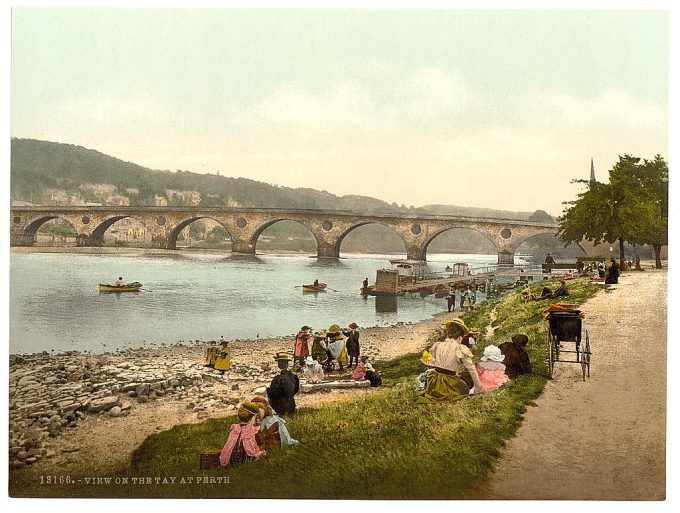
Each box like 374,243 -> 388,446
362,260 -> 580,297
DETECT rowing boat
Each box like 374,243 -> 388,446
99,282 -> 142,293
302,283 -> 327,292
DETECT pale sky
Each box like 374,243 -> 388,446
10,8 -> 668,216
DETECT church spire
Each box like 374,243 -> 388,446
590,157 -> 596,183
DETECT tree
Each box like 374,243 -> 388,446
610,155 -> 668,268
528,209 -> 554,223
559,154 -> 668,269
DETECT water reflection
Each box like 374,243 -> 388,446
375,296 -> 398,313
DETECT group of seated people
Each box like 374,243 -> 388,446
521,279 -> 569,303
415,319 -> 532,404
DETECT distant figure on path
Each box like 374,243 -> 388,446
115,276 -> 124,287
498,334 -> 532,379
544,254 -> 555,273
605,258 -> 620,284
267,352 -> 300,416
362,277 -> 369,290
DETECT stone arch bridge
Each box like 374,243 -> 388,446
9,206 -> 563,264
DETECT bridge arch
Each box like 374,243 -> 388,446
249,218 -> 319,254
513,232 -> 587,258
87,215 -> 154,247
335,222 -> 409,258
21,215 -> 80,246
420,226 -> 500,261
167,216 -> 233,250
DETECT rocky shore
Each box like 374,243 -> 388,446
9,315 -> 453,474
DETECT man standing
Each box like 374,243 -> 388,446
267,352 -> 300,416
544,254 -> 555,273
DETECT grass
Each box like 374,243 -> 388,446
9,277 -> 602,499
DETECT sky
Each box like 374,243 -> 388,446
9,7 -> 668,216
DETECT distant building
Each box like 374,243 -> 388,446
69,196 -> 86,206
11,200 -> 34,206
154,195 -> 168,207
85,201 -> 103,206
165,189 -> 201,206
42,188 -> 69,206
125,187 -> 139,195
106,195 -> 130,206
79,182 -> 118,198
225,196 -> 240,207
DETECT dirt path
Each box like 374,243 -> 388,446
473,270 -> 666,500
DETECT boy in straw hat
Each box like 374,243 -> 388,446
416,319 -> 483,404
267,352 -> 300,416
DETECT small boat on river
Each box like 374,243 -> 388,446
99,282 -> 143,293
302,282 -> 327,293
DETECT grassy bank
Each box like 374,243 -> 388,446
10,277 -> 602,499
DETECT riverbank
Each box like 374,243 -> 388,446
8,311 -> 455,486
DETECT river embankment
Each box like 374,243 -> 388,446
8,311 -> 457,477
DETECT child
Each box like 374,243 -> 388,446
352,355 -> 369,380
303,356 -> 325,383
251,396 -> 299,447
364,363 -> 382,387
214,339 -> 231,372
474,345 -> 509,392
344,323 -> 361,368
204,340 -> 219,368
219,402 -> 266,467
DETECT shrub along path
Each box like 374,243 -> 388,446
472,269 -> 667,500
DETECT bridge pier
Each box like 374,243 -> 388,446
231,239 -> 256,255
10,232 -> 35,246
497,250 -> 514,267
317,242 -> 339,259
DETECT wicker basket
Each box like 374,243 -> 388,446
199,448 -> 222,470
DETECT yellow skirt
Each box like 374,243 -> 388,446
415,370 -> 470,404
214,350 -> 231,371
338,346 -> 348,364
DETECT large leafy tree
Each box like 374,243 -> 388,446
559,154 -> 668,269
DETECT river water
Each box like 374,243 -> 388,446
10,250 -> 530,355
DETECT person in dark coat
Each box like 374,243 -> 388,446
605,258 -> 619,284
364,363 -> 382,387
344,323 -> 361,368
498,334 -> 532,379
266,352 -> 300,416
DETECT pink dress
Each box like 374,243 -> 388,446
475,361 -> 509,392
219,423 -> 265,467
352,362 -> 367,380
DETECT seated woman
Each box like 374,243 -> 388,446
475,345 -> 509,392
219,402 -> 266,467
303,355 -> 325,383
251,396 -> 299,447
204,340 -> 219,368
415,319 -> 484,404
605,258 -> 620,284
498,334 -> 533,378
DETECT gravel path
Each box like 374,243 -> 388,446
473,269 -> 667,500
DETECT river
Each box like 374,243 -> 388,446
9,250 -> 531,354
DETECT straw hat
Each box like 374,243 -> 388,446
327,324 -> 341,334
301,325 -> 311,331
444,319 -> 469,332
348,322 -> 358,329
469,328 -> 480,335
274,351 -> 292,361
481,345 -> 505,362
